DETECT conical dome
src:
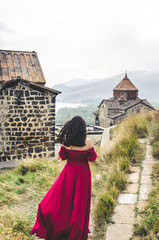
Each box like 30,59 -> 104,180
113,72 -> 138,91
113,72 -> 138,101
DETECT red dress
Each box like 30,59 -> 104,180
30,146 -> 97,240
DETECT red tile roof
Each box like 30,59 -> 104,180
0,50 -> 46,84
113,73 -> 138,91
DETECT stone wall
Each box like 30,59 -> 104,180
97,102 -> 154,128
113,90 -> 138,101
126,102 -> 153,116
0,82 -> 56,161
113,102 -> 154,125
98,102 -> 111,128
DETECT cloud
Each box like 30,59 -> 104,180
1,0 -> 159,85
0,22 -> 12,33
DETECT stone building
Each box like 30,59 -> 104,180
0,50 -> 60,161
94,73 -> 155,128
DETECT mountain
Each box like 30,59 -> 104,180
62,78 -> 105,87
53,71 -> 159,107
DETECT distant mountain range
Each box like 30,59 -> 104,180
53,71 -> 159,108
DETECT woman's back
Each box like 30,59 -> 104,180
59,139 -> 96,164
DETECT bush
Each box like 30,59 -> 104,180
16,160 -> 46,176
152,141 -> 159,158
149,122 -> 159,142
153,109 -> 159,122
117,134 -> 137,159
129,116 -> 148,138
95,192 -> 116,221
120,157 -> 130,173
107,167 -> 127,191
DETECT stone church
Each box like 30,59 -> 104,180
94,73 -> 155,128
0,49 -> 60,161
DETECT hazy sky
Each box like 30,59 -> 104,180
1,0 -> 159,86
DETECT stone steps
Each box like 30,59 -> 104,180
105,139 -> 155,240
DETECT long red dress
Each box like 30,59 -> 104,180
30,145 -> 97,240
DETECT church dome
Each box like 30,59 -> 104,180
113,72 -> 138,91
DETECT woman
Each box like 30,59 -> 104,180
31,116 -> 97,240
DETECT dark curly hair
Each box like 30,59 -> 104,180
56,116 -> 86,147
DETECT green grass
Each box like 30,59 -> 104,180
152,141 -> 159,158
0,158 -> 64,240
133,163 -> 159,239
132,110 -> 159,240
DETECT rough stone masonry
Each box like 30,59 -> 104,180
0,49 -> 60,162
0,78 -> 60,161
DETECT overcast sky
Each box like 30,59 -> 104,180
1,0 -> 159,86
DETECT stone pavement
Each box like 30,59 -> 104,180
101,126 -> 116,147
105,139 -> 155,240
0,160 -> 18,169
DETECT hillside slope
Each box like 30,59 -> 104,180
53,71 -> 159,106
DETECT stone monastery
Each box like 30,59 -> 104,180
0,49 -> 60,162
94,72 -> 155,128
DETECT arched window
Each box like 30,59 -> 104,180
95,116 -> 99,126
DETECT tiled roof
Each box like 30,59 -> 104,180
98,99 -> 120,108
0,50 -> 46,84
120,99 -> 155,110
109,112 -> 125,119
141,99 -> 155,109
113,73 -> 138,91
108,99 -> 154,119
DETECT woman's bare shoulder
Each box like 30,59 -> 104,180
63,145 -> 71,150
63,139 -> 93,151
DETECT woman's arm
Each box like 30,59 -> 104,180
58,146 -> 68,160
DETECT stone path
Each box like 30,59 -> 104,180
105,139 -> 155,240
0,159 -> 18,169
101,126 -> 116,147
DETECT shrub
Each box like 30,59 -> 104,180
116,134 -> 137,159
107,167 -> 127,191
16,176 -> 25,184
152,141 -> 159,158
120,157 -> 130,173
95,192 -> 116,221
16,159 -> 46,176
128,116 -> 148,138
149,122 -> 159,142
153,109 -> 159,122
